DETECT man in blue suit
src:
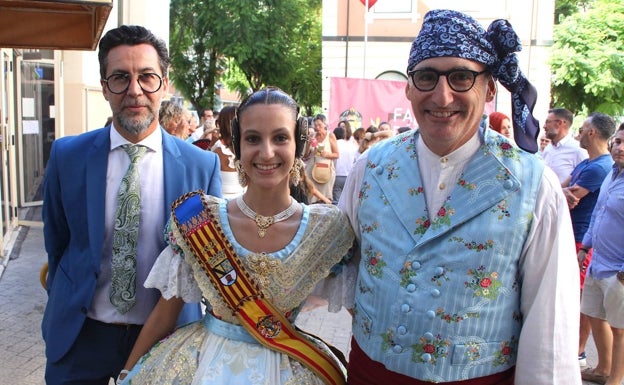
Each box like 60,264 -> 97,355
41,25 -> 221,384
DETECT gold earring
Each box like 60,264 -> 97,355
289,158 -> 304,186
235,160 -> 248,187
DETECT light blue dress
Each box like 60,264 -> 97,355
122,196 -> 353,384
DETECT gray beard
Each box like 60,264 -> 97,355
116,113 -> 155,136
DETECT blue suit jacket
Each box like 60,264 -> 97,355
41,126 -> 222,363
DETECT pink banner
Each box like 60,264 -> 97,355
329,77 -> 415,132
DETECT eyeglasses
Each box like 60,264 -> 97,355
407,69 -> 489,92
103,73 -> 164,94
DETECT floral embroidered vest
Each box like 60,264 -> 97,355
353,128 -> 544,382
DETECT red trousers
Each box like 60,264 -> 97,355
347,338 -> 515,385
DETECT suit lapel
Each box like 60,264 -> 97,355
86,127 -> 110,266
162,129 -> 184,217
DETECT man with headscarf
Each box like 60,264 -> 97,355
337,9 -> 581,384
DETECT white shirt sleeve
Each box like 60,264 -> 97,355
143,246 -> 203,303
515,166 -> 582,385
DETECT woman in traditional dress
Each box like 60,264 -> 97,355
118,87 -> 354,385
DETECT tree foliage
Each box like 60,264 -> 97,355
554,0 -> 592,24
550,0 -> 624,116
169,0 -> 322,113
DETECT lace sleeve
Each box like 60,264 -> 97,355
143,222 -> 203,303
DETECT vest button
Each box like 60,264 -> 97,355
426,310 -> 436,319
503,179 -> 514,189
376,167 -> 383,175
431,288 -> 441,298
401,304 -> 410,313
406,283 -> 416,292
397,325 -> 407,335
434,266 -> 444,275
421,353 -> 432,362
392,345 -> 403,353
412,261 -> 421,269
423,332 -> 434,341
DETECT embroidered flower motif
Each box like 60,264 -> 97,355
399,261 -> 418,287
381,329 -> 396,352
363,245 -> 386,278
449,237 -> 495,252
457,178 -> 476,190
411,334 -> 450,365
495,166 -> 512,182
465,265 -> 502,300
385,161 -> 399,180
491,200 -> 511,220
358,181 -> 371,201
436,307 -> 480,324
408,186 -> 425,196
464,341 -> 482,361
361,221 -> 379,234
414,215 -> 431,235
493,337 -> 517,366
431,203 -> 455,228
431,267 -> 451,286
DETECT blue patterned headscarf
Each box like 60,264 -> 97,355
407,9 -> 539,153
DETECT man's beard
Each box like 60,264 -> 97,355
116,110 -> 155,136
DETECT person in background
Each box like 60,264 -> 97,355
333,126 -> 358,202
561,112 -> 615,370
489,111 -> 513,139
305,114 -> 339,203
337,9 -> 580,384
338,119 -> 353,142
159,100 -> 188,139
352,127 -> 365,147
118,87 -> 353,384
378,121 -> 394,136
538,134 -> 551,158
41,25 -> 221,385
577,122 -> 624,385
185,109 -> 199,143
357,125 -> 392,156
211,106 -> 245,199
542,107 -> 588,184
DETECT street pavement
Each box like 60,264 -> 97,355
0,224 -> 614,384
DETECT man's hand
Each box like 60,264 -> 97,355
562,185 -> 581,209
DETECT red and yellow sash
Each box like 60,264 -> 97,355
172,191 -> 346,385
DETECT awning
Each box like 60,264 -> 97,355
0,0 -> 113,50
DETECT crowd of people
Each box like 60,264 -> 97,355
40,9 -> 624,385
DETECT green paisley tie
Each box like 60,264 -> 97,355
110,144 -> 147,314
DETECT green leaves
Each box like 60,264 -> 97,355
169,0 -> 322,111
550,0 -> 624,115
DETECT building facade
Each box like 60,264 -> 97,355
321,0 -> 555,125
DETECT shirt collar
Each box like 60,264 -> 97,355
417,130 -> 481,166
110,123 -> 163,153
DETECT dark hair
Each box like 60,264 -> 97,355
216,106 -> 237,147
232,87 -> 307,158
334,126 -> 346,140
587,112 -> 616,140
313,114 -> 327,129
338,119 -> 352,140
548,107 -> 574,126
98,25 -> 170,80
397,126 -> 411,134
352,127 -> 365,142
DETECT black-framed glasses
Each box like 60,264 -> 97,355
407,69 -> 489,92
103,73 -> 163,94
